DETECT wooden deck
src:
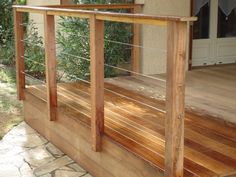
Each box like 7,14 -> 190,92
107,64 -> 236,124
25,81 -> 236,177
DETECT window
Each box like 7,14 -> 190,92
218,0 -> 236,38
193,0 -> 210,39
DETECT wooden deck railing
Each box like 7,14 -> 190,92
13,4 -> 197,177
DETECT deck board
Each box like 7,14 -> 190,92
25,81 -> 236,177
107,65 -> 236,125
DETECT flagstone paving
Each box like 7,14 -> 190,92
0,122 -> 92,177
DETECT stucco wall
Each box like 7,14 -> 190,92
135,0 -> 190,74
27,0 -> 60,38
27,0 -> 191,74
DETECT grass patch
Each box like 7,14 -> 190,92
0,65 -> 16,84
0,65 -> 23,140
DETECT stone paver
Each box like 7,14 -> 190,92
0,122 -> 92,177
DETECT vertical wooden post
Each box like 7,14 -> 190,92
44,14 -> 57,121
90,15 -> 104,152
14,9 -> 25,100
131,7 -> 141,73
165,21 -> 187,177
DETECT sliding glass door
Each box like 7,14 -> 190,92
192,0 -> 236,66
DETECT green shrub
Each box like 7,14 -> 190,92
0,0 -> 43,79
0,0 -> 27,65
0,0 -> 15,65
57,0 -> 133,81
24,21 -> 45,79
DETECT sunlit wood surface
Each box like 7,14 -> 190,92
25,80 -> 236,177
107,65 -> 236,125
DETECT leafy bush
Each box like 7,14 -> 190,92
24,21 -> 45,79
0,0 -> 15,65
57,0 -> 133,81
0,0 -> 27,65
0,0 -> 43,78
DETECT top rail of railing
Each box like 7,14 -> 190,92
13,4 -> 197,26
43,3 -> 144,9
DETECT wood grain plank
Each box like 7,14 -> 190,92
45,4 -> 143,9
44,14 -> 57,121
23,92 -> 162,177
14,10 -> 25,100
14,5 -> 197,23
25,82 -> 236,177
25,85 -> 217,176
90,15 -> 105,152
165,21 -> 187,177
131,6 -> 141,73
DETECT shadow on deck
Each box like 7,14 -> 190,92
107,65 -> 236,125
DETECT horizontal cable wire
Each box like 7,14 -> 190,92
59,51 -> 90,62
59,71 -> 166,112
59,75 -> 166,113
68,33 -> 167,52
21,71 -> 46,84
65,74 -> 91,84
104,87 -> 166,114
20,22 -> 166,51
20,23 -> 45,26
21,40 -> 166,82
104,64 -> 166,82
58,52 -> 166,83
23,56 -> 45,66
21,66 -> 165,113
21,40 -> 44,48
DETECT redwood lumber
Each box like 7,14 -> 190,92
14,10 -> 25,100
44,14 -> 57,121
25,82 -> 236,177
131,6 -> 141,73
165,21 -> 187,177
45,3 -> 143,9
14,5 -> 197,24
90,15 -> 105,152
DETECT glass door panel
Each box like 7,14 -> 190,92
218,0 -> 236,38
193,0 -> 210,39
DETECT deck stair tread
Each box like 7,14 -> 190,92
26,82 -> 236,177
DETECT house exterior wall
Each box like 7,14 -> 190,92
27,0 -> 191,74
135,0 -> 191,74
27,0 -> 60,38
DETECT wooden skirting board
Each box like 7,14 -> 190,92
23,91 -> 164,177
23,82 -> 236,177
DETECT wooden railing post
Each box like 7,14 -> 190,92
44,14 -> 57,121
14,9 -> 25,100
165,21 -> 187,177
131,6 -> 141,73
90,15 -> 105,152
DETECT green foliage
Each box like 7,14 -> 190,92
57,18 -> 91,81
0,0 -> 15,65
0,0 -> 27,65
24,21 -> 45,79
0,0 -> 44,79
0,66 -> 16,84
57,0 -> 133,81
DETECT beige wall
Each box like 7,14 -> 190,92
27,0 -> 191,74
136,0 -> 190,74
27,0 -> 60,38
